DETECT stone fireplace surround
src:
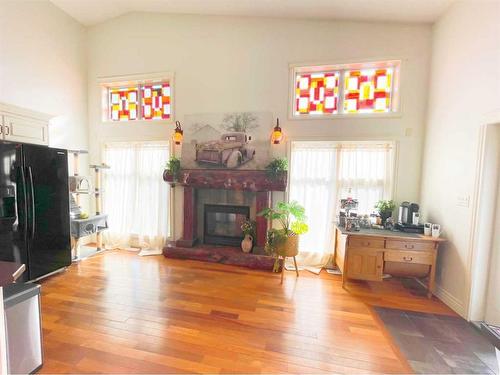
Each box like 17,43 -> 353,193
163,169 -> 287,270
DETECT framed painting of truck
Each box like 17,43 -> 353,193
181,112 -> 272,170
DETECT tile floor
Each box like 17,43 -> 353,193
375,306 -> 499,374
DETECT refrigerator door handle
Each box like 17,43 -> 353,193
19,166 -> 28,235
27,166 -> 35,239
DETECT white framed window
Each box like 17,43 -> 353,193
99,72 -> 174,123
103,141 -> 171,250
289,141 -> 395,255
290,60 -> 401,118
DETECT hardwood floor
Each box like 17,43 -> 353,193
38,250 -> 456,374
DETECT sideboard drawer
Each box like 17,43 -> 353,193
384,250 -> 433,265
386,240 -> 435,251
348,237 -> 385,249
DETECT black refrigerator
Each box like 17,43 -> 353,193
0,142 -> 71,281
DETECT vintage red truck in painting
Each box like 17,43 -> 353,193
195,132 -> 255,168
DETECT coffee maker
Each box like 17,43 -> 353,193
396,202 -> 424,233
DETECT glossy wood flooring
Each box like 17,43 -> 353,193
38,250 -> 456,374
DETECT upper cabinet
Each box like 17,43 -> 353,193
0,103 -> 50,146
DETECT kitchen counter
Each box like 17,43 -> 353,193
0,261 -> 25,374
335,225 -> 446,242
0,261 -> 25,287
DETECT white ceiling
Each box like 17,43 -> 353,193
50,0 -> 455,27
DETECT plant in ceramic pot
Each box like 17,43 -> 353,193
265,157 -> 288,182
240,219 -> 256,253
165,156 -> 181,182
257,201 -> 309,272
374,200 -> 396,225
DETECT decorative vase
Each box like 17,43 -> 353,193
241,234 -> 253,253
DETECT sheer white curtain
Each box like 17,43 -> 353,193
336,144 -> 394,215
289,141 -> 394,272
289,142 -> 337,272
103,142 -> 170,250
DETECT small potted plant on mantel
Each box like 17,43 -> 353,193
165,156 -> 181,184
374,200 -> 396,225
265,157 -> 288,184
257,201 -> 309,273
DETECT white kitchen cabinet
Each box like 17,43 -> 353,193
0,103 -> 50,146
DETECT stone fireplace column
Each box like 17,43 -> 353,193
255,191 -> 271,247
177,187 -> 197,247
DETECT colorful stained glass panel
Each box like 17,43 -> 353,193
141,82 -> 171,120
295,72 -> 339,115
109,87 -> 139,121
343,68 -> 393,113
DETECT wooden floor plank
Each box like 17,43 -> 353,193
38,250 -> 456,374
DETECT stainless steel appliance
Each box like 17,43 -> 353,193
397,201 -> 424,233
398,201 -> 420,224
0,142 -> 71,281
3,283 -> 43,373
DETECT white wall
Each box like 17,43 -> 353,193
87,13 -> 432,240
420,1 -> 500,317
0,0 -> 88,152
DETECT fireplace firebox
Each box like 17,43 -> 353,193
204,204 -> 250,246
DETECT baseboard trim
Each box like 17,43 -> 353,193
435,285 -> 466,318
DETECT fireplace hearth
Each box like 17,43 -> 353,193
204,204 -> 249,247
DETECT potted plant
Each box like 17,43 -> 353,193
374,200 -> 396,225
265,157 -> 288,182
240,219 -> 256,253
165,156 -> 181,182
257,201 -> 309,272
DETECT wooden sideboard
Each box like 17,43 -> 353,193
334,225 -> 445,298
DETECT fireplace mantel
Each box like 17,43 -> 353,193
163,169 -> 287,192
163,168 -> 287,249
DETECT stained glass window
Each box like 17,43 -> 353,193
141,83 -> 171,120
295,72 -> 339,115
343,68 -> 393,114
292,62 -> 399,117
107,80 -> 172,122
109,87 -> 139,121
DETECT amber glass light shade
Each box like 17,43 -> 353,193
174,121 -> 183,145
271,118 -> 283,144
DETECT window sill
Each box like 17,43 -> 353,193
288,112 -> 402,121
101,119 -> 174,126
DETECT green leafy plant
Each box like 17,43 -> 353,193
258,201 -> 309,272
375,200 -> 396,213
265,158 -> 288,180
374,200 -> 396,223
166,156 -> 181,181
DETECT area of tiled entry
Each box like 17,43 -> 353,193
374,307 -> 498,374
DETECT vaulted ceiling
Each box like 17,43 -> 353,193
50,0 -> 455,27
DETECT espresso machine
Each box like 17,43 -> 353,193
396,201 -> 424,233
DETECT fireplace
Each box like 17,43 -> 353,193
163,169 -> 287,270
204,204 -> 250,246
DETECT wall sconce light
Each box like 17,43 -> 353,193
173,120 -> 183,145
271,118 -> 283,145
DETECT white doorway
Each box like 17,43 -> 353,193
485,173 -> 500,325
469,122 -> 500,326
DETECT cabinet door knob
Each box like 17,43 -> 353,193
405,244 -> 414,249
0,125 -> 3,134
403,256 -> 413,262
5,126 -> 10,135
